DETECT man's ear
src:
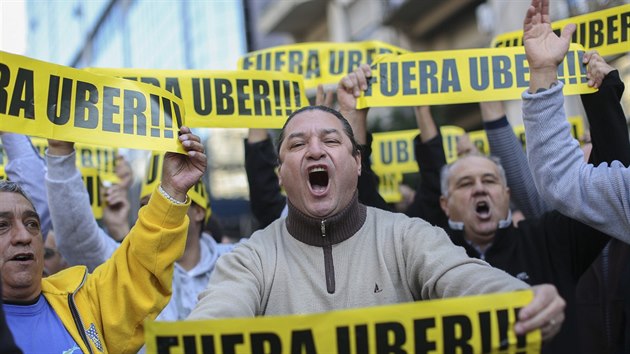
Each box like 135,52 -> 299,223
277,163 -> 283,187
190,203 -> 206,223
356,150 -> 362,176
439,195 -> 450,217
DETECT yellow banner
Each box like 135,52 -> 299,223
492,4 -> 630,57
376,172 -> 404,203
86,68 -> 309,129
356,44 -> 595,109
238,40 -> 409,90
146,290 -> 539,354
374,118 -> 584,202
30,137 -> 118,174
0,51 -> 186,153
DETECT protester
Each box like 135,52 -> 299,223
519,1 -> 630,349
321,60 -> 608,352
521,0 -> 630,243
189,104 -> 566,343
1,126 -> 204,353
245,84 -> 389,229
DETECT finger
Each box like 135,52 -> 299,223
560,23 -> 576,42
315,84 -> 325,105
515,287 -> 565,336
354,69 -> 368,95
323,90 -> 334,108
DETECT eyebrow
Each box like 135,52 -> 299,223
0,210 -> 40,220
24,210 -> 40,221
287,128 -> 340,140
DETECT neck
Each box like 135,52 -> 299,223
286,191 -> 366,247
3,289 -> 41,304
178,230 -> 202,271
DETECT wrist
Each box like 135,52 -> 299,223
158,184 -> 188,204
529,67 -> 558,93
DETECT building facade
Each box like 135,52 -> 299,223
25,0 -> 253,237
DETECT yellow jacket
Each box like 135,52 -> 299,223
41,189 -> 189,353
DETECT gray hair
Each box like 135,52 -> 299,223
0,180 -> 36,210
439,153 -> 508,197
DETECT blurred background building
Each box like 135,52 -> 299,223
4,0 -> 629,237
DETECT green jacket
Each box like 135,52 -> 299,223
41,189 -> 189,353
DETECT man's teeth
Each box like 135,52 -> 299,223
310,167 -> 326,172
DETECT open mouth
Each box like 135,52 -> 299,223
11,253 -> 34,262
308,166 -> 329,192
475,201 -> 490,218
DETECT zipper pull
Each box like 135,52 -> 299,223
320,220 -> 326,237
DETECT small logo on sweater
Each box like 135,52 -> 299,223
374,283 -> 383,293
86,323 -> 104,352
516,272 -> 530,282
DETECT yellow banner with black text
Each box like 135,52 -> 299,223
0,51 -> 186,153
145,290 -> 540,354
356,44 -> 595,109
492,4 -> 630,57
237,40 -> 409,90
86,68 -> 310,129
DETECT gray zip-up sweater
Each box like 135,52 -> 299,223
189,193 -> 527,319
522,82 -> 630,243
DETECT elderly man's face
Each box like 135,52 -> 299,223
278,110 -> 361,218
0,192 -> 44,301
439,155 -> 511,247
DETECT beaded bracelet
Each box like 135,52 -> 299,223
158,184 -> 188,205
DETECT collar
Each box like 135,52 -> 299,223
285,192 -> 367,247
448,209 -> 513,230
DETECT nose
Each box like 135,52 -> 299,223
306,139 -> 326,160
471,179 -> 487,195
11,223 -> 33,246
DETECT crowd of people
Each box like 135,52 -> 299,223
1,0 -> 629,352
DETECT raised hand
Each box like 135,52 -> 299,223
583,50 -> 615,89
161,126 -> 207,202
523,0 -> 576,92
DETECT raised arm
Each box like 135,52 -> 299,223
481,101 -> 550,218
580,51 -> 630,167
45,139 -> 118,271
521,0 -> 630,242
337,64 -> 390,211
405,106 -> 449,226
89,126 -> 204,353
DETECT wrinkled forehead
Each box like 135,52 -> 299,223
449,155 -> 501,180
0,192 -> 37,214
283,110 -> 344,137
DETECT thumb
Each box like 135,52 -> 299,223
560,23 -> 576,42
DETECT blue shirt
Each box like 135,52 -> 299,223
4,295 -> 80,354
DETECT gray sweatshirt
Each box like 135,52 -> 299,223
523,82 -> 630,243
189,195 -> 527,319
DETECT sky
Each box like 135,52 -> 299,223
1,0 -> 27,54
